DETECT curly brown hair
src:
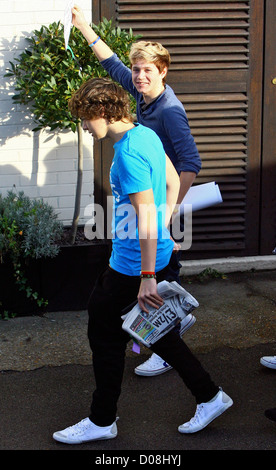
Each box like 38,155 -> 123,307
69,77 -> 134,123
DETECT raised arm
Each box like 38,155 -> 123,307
72,5 -> 113,62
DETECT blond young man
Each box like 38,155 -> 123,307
52,78 -> 232,444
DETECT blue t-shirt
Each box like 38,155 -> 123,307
101,54 -> 201,175
109,124 -> 174,275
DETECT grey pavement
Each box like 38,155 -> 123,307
1,268 -> 276,452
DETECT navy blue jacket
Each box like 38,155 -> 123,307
101,53 -> 201,175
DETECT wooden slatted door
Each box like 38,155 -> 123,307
93,0 -> 264,259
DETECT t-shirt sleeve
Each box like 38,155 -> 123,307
117,150 -> 152,195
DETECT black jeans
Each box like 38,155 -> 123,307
87,265 -> 219,426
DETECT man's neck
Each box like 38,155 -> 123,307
108,120 -> 135,142
143,85 -> 165,105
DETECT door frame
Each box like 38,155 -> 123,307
260,0 -> 276,254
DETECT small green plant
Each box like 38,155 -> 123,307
5,19 -> 141,243
182,268 -> 227,285
197,268 -> 227,282
0,302 -> 16,320
0,190 -> 63,317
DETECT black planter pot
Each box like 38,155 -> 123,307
0,241 -> 110,316
0,257 -> 42,316
40,241 -> 110,312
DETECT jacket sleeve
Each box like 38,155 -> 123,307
162,105 -> 201,175
100,53 -> 139,100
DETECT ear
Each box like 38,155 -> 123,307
161,66 -> 168,78
99,106 -> 106,118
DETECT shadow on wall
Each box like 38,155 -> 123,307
0,35 -> 94,226
0,34 -> 36,139
0,35 -> 45,192
0,133 -> 95,228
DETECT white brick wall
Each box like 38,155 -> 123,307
0,0 -> 94,226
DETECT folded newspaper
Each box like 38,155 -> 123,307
121,281 -> 199,347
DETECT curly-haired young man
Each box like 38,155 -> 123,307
71,5 -> 201,377
52,78 -> 233,444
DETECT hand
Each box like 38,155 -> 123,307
72,5 -> 88,29
137,278 -> 164,313
170,236 -> 181,252
173,243 -> 181,252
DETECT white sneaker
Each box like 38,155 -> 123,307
134,314 -> 196,377
53,417 -> 117,444
135,353 -> 173,376
260,356 -> 276,370
178,388 -> 233,434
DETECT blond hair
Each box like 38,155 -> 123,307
129,41 -> 171,83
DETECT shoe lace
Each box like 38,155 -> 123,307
189,404 -> 204,425
68,419 -> 91,436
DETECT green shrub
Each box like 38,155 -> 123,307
5,20 -> 141,243
5,19 -> 140,131
0,190 -> 63,315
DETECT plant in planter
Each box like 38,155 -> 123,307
0,190 -> 63,317
5,19 -> 141,244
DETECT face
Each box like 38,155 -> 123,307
82,117 -> 108,141
131,60 -> 167,99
